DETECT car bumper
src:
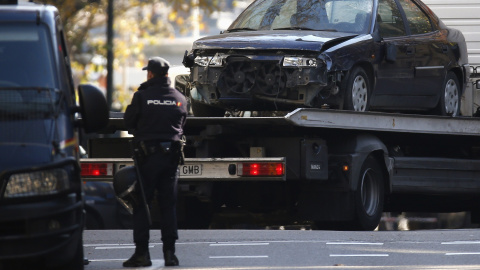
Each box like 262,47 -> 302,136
0,193 -> 84,260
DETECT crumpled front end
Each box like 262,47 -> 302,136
189,51 -> 341,111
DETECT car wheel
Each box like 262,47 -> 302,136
353,155 -> 384,230
344,67 -> 370,112
191,99 -> 226,117
438,71 -> 461,116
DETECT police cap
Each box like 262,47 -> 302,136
142,56 -> 170,75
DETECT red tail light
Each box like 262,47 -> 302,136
239,163 -> 284,176
81,163 -> 113,176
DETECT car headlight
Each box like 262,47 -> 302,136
209,53 -> 225,66
4,168 -> 70,198
194,53 -> 226,67
194,56 -> 210,67
283,56 -> 318,67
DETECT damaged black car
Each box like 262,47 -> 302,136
181,0 -> 468,117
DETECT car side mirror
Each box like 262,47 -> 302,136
385,43 -> 397,62
77,84 -> 109,133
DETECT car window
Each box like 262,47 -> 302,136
229,0 -> 373,34
377,0 -> 407,38
397,0 -> 432,35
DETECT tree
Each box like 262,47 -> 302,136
37,0 -> 223,110
41,0 -> 222,68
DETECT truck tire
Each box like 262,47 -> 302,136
343,66 -> 371,112
353,156 -> 384,230
191,99 -> 226,117
437,71 -> 461,116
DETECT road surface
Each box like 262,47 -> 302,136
83,229 -> 480,269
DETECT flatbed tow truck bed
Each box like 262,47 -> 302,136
81,109 -> 480,230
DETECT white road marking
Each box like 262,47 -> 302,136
210,242 -> 270,246
94,245 -> 154,250
84,243 -> 137,247
209,255 -> 269,259
446,252 -> 480,256
327,242 -> 383,245
88,259 -> 127,262
88,259 -> 165,267
329,254 -> 389,257
442,241 -> 480,245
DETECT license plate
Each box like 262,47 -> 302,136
180,164 -> 202,176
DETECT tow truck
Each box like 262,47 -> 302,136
81,105 -> 480,230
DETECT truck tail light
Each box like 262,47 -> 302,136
238,163 -> 284,176
81,163 -> 113,177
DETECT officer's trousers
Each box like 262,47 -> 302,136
133,149 -> 179,253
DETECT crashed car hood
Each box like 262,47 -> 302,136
192,30 -> 358,52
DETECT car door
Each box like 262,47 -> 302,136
397,0 -> 445,108
373,0 -> 416,108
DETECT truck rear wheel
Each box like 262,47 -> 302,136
353,156 -> 384,230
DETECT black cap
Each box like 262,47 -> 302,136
142,57 -> 170,75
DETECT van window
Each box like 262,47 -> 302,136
0,24 -> 59,121
0,24 -> 57,88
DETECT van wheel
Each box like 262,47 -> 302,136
437,71 -> 461,116
52,238 -> 84,270
343,67 -> 371,112
353,156 -> 384,230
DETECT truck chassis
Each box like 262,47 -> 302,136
81,109 -> 480,230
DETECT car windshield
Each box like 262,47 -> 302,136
0,24 -> 60,120
228,0 -> 373,34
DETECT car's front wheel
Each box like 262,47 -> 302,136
437,71 -> 461,116
343,66 -> 371,112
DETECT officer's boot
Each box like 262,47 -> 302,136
163,241 -> 179,266
123,246 -> 152,267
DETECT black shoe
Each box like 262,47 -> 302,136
164,250 -> 179,266
123,252 -> 152,267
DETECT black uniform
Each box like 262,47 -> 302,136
124,75 -> 187,257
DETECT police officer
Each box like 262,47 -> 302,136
123,57 -> 187,267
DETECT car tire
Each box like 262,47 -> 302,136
343,67 -> 371,112
353,155 -> 384,231
437,71 -> 461,117
191,99 -> 226,117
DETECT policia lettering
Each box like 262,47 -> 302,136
147,99 -> 182,106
